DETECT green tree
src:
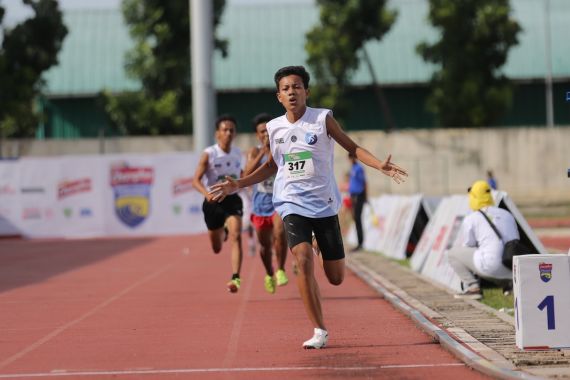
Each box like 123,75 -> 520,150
101,0 -> 227,136
0,0 -> 68,138
305,0 -> 397,123
417,0 -> 521,127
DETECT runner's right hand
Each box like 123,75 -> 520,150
209,176 -> 239,202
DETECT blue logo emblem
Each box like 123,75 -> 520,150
539,262 -> 552,283
111,165 -> 154,228
305,132 -> 317,145
188,205 -> 201,214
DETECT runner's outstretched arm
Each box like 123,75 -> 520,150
325,115 -> 408,184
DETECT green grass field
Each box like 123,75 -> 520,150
388,256 -> 514,313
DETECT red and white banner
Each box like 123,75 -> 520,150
57,156 -> 106,238
0,153 -> 207,239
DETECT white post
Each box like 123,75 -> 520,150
190,0 -> 215,152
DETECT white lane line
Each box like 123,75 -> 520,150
0,363 -> 465,378
381,363 -> 464,369
222,257 -> 258,367
0,260 -> 179,370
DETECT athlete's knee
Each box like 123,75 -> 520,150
326,272 -> 344,286
227,230 -> 241,243
294,254 -> 309,270
212,243 -> 222,254
324,262 -> 345,285
292,250 -> 312,273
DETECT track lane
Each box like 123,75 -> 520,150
0,235 -> 489,379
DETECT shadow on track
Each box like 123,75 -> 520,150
0,237 -> 153,294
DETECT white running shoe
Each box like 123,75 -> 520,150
302,328 -> 328,349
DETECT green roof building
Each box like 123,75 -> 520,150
40,0 -> 570,138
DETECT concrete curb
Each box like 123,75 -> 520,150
348,259 -> 542,380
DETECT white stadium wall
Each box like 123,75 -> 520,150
2,126 -> 569,208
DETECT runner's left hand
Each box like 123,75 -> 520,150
380,154 -> 408,184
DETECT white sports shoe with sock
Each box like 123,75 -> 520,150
302,328 -> 328,349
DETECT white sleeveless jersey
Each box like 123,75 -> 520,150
267,107 -> 341,218
203,144 -> 242,193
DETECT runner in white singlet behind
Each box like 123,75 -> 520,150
192,115 -> 244,294
210,66 -> 408,349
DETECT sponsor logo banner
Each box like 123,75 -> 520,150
172,177 -> 194,196
58,178 -> 92,199
111,165 -> 154,228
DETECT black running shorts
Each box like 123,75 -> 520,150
202,193 -> 243,230
282,214 -> 345,261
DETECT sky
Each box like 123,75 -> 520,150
1,0 -> 120,26
1,0 -> 310,27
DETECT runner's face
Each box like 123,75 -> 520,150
276,75 -> 308,112
255,123 -> 269,146
216,121 -> 236,146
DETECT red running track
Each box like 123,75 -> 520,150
0,235 -> 488,379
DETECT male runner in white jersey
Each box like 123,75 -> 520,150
192,115 -> 244,293
244,113 -> 289,294
210,66 -> 408,348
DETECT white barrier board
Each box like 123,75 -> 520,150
346,196 -> 392,252
379,195 -> 423,259
495,191 -> 548,255
514,254 -> 570,349
410,195 -> 468,291
347,194 -> 429,260
363,196 -> 395,253
0,160 -> 21,236
410,191 -> 548,292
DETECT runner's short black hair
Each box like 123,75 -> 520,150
252,113 -> 273,132
215,114 -> 237,130
274,66 -> 310,90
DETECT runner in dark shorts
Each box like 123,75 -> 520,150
192,115 -> 245,293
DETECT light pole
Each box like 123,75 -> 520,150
190,0 -> 215,151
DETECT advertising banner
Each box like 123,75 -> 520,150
56,156 -> 106,238
18,158 -> 61,238
0,160 -> 21,236
410,195 -> 469,292
347,194 -> 432,260
102,154 -> 157,236
151,153 -> 206,235
1,153 -> 209,239
411,191 -> 548,292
